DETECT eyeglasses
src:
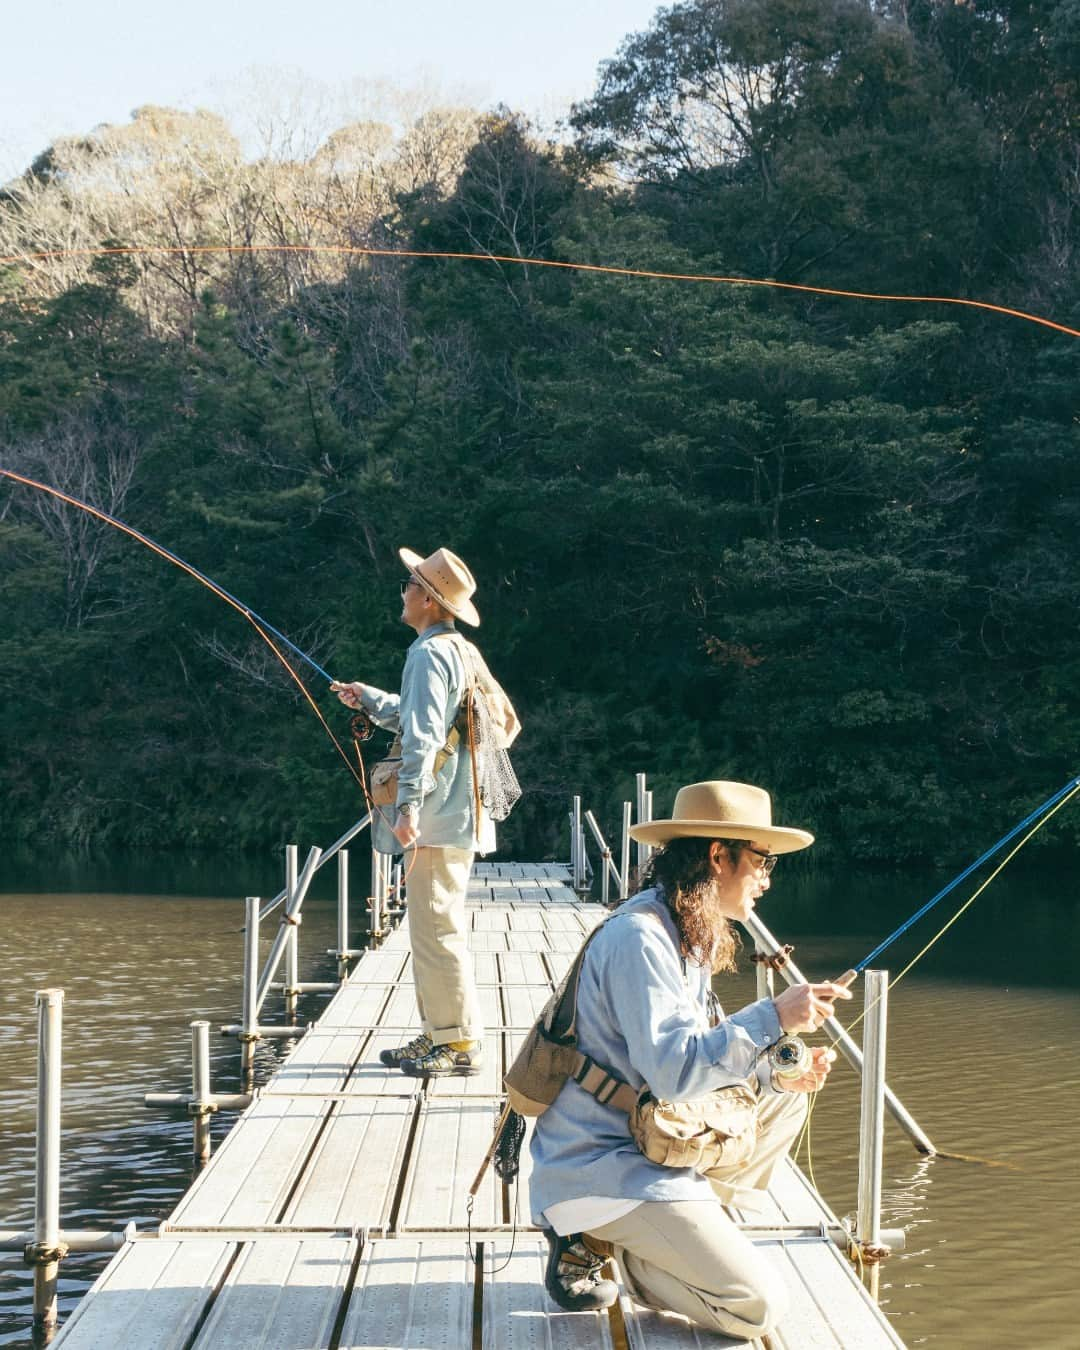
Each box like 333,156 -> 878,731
743,846 -> 778,875
399,577 -> 421,597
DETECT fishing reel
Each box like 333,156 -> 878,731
766,1034 -> 812,1082
349,708 -> 377,743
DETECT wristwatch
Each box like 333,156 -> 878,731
399,803 -> 419,821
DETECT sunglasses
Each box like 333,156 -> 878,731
743,846 -> 778,875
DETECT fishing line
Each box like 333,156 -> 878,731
795,778 -> 1080,1171
855,773 -> 1080,973
0,467 -> 333,681
0,465 -> 367,791
2,242 -> 1079,340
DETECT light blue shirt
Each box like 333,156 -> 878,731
360,622 -> 483,852
528,888 -> 784,1221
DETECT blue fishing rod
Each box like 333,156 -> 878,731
854,773 -> 1080,972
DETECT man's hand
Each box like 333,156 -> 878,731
777,1045 -> 837,1094
330,680 -> 365,709
392,810 -> 419,848
773,970 -> 856,1034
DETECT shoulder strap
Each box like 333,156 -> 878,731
545,917 -> 639,1114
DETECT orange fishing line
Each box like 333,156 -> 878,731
1,242 -> 1077,339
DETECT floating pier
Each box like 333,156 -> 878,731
47,861 -> 905,1349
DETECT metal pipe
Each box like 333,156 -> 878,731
370,846 -> 383,938
220,1023 -> 306,1039
635,773 -> 648,870
0,1226 -> 133,1254
336,850 -> 349,977
620,801 -> 632,899
255,845 -> 323,1013
241,897 -> 260,1081
741,911 -> 935,1155
257,813 -> 371,922
572,797 -> 584,890
144,1092 -> 251,1111
284,845 -> 300,1019
583,811 -> 622,901
190,1021 -> 212,1164
33,989 -> 63,1331
641,789 -> 654,868
857,969 -> 889,1298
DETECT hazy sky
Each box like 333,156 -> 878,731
0,0 -> 664,181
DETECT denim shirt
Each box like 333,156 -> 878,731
528,888 -> 784,1221
360,622 -> 489,853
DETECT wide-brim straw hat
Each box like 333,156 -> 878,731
399,546 -> 480,627
628,781 -> 814,853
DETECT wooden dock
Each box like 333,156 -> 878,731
50,863 -> 905,1349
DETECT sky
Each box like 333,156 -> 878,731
0,0 -> 665,181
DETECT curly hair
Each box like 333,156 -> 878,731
641,836 -> 747,974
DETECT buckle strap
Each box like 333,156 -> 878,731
571,1052 -> 638,1114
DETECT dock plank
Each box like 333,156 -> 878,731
337,1240 -> 474,1349
481,1239 -> 614,1349
280,1098 -> 415,1232
193,1238 -> 355,1348
399,1098 -> 504,1230
50,1239 -> 233,1349
167,1097 -> 328,1230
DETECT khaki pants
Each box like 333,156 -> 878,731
405,845 -> 481,1045
588,1089 -> 807,1340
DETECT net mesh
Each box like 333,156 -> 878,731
469,687 -> 522,822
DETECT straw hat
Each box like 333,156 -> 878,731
628,781 -> 814,853
399,546 -> 480,627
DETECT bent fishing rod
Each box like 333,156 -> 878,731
0,466 -> 364,791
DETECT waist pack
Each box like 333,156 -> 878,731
628,1082 -> 759,1176
502,909 -> 762,1177
369,731 -> 458,808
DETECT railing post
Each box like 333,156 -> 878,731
635,774 -> 653,871
337,850 -> 350,979
190,1021 -> 213,1165
241,896 -> 260,1083
620,801 -> 632,899
284,845 -> 300,1019
32,989 -> 64,1333
370,846 -> 383,939
572,796 -> 584,891
742,910 -> 935,1156
857,969 -> 889,1298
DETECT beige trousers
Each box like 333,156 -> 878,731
588,1089 -> 807,1340
405,845 -> 481,1045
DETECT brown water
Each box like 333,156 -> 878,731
0,853 -> 1078,1348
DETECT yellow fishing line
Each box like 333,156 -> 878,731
798,781 -> 1080,1178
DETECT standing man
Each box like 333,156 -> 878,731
331,546 -> 491,1077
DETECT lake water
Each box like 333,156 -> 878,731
0,847 -> 1078,1348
